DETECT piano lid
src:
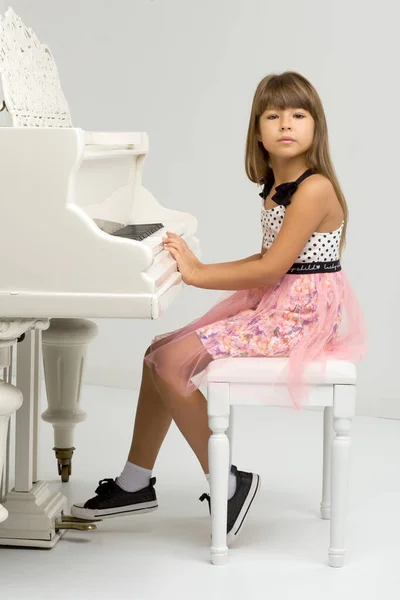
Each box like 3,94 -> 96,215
0,8 -> 199,320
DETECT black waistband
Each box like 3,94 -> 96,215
286,260 -> 341,275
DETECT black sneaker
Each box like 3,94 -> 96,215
199,465 -> 260,545
71,477 -> 158,520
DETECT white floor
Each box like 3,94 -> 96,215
1,384 -> 400,600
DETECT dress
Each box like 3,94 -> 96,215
144,169 -> 367,410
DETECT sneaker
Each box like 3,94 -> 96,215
199,465 -> 260,545
71,477 -> 158,520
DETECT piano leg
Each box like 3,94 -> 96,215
41,318 -> 98,482
0,346 -> 23,525
0,328 -> 67,547
0,325 -> 99,548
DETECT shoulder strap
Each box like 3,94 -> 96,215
295,168 -> 317,185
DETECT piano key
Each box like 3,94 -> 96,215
140,221 -> 187,258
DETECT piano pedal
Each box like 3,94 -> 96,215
55,514 -> 102,532
54,447 -> 75,482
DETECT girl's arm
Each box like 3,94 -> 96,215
192,258 -> 276,290
191,244 -> 266,289
210,251 -> 262,268
206,240 -> 266,269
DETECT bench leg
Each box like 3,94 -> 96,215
207,382 -> 230,566
227,405 -> 234,466
329,384 -> 356,568
321,406 -> 334,519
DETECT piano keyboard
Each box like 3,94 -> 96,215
112,222 -> 164,241
94,218 -> 187,259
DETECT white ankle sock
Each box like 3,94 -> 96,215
205,469 -> 237,500
116,461 -> 152,493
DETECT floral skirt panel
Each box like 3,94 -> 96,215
144,270 -> 367,410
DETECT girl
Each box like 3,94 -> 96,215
72,71 -> 367,544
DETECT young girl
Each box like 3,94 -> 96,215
72,71 -> 367,543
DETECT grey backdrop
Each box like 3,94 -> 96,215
1,1 -> 397,417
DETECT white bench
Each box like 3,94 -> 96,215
205,357 -> 357,567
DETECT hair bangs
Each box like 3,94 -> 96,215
257,79 -> 312,118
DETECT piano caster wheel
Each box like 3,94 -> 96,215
59,464 -> 71,483
54,447 -> 75,482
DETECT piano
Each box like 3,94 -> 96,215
0,7 -> 199,547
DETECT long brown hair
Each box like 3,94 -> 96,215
245,71 -> 348,256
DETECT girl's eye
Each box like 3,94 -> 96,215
267,114 -> 305,119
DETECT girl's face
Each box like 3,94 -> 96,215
258,106 -> 315,160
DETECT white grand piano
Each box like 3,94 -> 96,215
0,7 -> 199,547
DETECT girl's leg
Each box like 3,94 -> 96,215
126,348 -> 173,470
128,334 -> 213,474
71,334 -> 217,520
152,371 -> 211,474
149,333 -> 213,474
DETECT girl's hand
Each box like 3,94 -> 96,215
162,232 -> 203,285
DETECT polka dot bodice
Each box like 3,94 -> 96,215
261,203 -> 344,263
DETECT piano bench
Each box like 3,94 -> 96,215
203,357 -> 357,568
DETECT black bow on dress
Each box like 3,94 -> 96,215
259,180 -> 299,207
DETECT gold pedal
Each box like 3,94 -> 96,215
55,514 -> 102,531
61,515 -> 103,523
56,521 -> 97,531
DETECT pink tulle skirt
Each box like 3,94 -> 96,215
144,270 -> 367,410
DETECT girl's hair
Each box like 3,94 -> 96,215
245,71 -> 348,256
